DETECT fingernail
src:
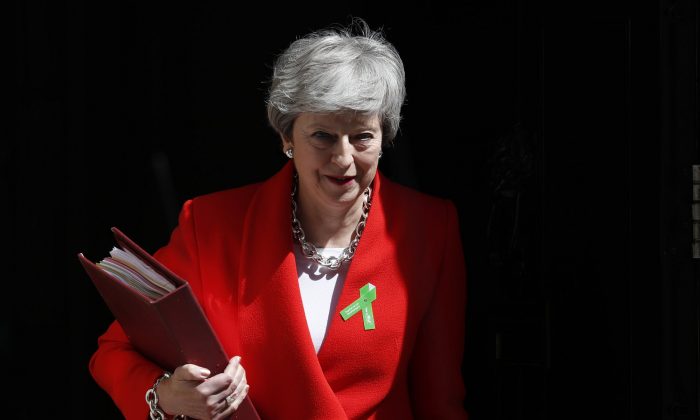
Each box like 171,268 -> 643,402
200,368 -> 211,377
235,356 -> 241,363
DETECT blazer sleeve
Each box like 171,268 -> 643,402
88,199 -> 203,419
409,201 -> 468,419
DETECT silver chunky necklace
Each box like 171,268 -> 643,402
291,173 -> 372,270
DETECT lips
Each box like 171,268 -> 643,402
326,175 -> 355,185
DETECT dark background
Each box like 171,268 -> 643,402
10,0 -> 699,419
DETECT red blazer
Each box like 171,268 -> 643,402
90,162 -> 468,419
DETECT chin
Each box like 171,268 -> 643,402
324,191 -> 360,207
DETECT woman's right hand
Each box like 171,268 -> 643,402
156,356 -> 249,420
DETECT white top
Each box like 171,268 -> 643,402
293,244 -> 349,354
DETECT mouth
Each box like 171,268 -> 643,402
326,175 -> 355,185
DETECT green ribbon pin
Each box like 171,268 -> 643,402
340,283 -> 376,330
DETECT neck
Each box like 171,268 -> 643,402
296,191 -> 366,249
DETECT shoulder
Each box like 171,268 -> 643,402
379,174 -> 457,220
183,163 -> 293,220
378,174 -> 461,255
178,182 -> 262,227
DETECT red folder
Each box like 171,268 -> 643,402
79,227 -> 260,420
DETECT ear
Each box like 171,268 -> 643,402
280,134 -> 293,150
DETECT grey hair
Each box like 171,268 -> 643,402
266,18 -> 406,144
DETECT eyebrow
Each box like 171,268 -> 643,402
306,124 -> 380,133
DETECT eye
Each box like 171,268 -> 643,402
354,132 -> 375,141
311,131 -> 334,140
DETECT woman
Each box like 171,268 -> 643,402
90,19 -> 467,419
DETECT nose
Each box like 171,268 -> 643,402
330,136 -> 353,168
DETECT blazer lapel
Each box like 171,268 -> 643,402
237,162 -> 347,419
317,170 -> 387,361
316,172 -> 407,403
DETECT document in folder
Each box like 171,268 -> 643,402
79,227 -> 260,420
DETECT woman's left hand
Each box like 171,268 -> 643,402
219,356 -> 250,416
157,356 -> 249,420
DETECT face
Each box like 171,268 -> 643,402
283,112 -> 383,212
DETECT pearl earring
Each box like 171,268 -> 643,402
285,148 -> 294,159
